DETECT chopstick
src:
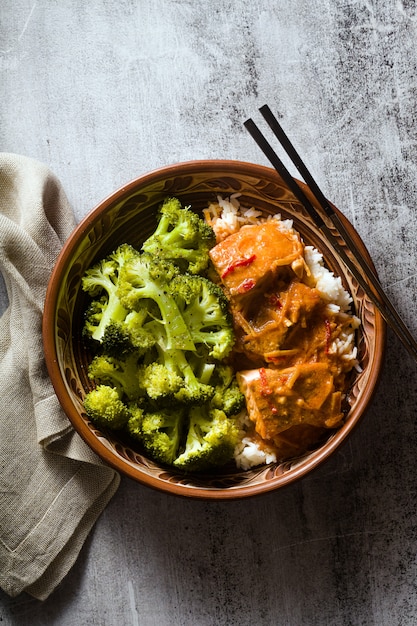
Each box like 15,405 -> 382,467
244,105 -> 417,363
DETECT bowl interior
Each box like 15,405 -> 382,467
43,160 -> 386,499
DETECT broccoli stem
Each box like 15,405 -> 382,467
93,295 -> 127,342
147,284 -> 195,351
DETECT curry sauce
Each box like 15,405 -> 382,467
209,218 -> 358,462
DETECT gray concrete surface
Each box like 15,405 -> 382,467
1,1 -> 417,624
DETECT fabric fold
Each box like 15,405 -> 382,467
0,153 -> 120,600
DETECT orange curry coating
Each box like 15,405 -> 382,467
209,219 -> 356,461
209,220 -> 306,296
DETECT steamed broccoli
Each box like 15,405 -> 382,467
82,243 -> 138,344
88,352 -> 142,401
81,197 -> 245,473
100,309 -> 156,356
174,274 -> 235,360
142,197 -> 215,274
209,364 -> 245,417
173,406 -> 240,472
138,407 -> 186,465
83,297 -> 107,343
117,253 -> 195,351
84,384 -> 131,430
137,361 -> 183,402
125,403 -> 144,438
149,331 -> 215,405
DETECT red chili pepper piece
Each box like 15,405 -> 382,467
237,278 -> 256,293
267,355 -> 287,363
221,254 -> 256,279
259,367 -> 272,396
259,368 -> 279,414
268,293 -> 282,309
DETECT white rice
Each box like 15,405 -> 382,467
304,246 -> 352,312
206,196 -> 361,471
234,436 -> 278,471
205,193 -> 294,240
232,410 -> 278,470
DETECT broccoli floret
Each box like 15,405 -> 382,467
150,330 -> 214,404
101,310 -> 156,356
130,315 -> 215,405
84,384 -> 130,430
174,274 -> 235,360
210,364 -> 246,416
88,352 -> 142,401
100,321 -> 134,356
81,243 -> 139,344
142,197 -> 216,275
117,253 -> 195,351
137,407 -> 186,466
126,403 -> 145,439
137,362 -> 183,401
82,297 -> 107,344
163,348 -> 214,405
174,406 -> 240,472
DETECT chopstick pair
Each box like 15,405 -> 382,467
244,104 -> 417,363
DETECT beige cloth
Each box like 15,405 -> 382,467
0,154 -> 120,600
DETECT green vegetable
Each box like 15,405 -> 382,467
155,345 -> 215,406
84,385 -> 130,430
126,403 -> 144,439
209,364 -> 245,417
174,274 -> 235,360
100,310 -> 156,357
82,243 -> 136,344
88,352 -> 142,401
142,197 -> 215,275
136,361 -> 183,401
173,406 -> 240,472
137,407 -> 186,466
81,197 -> 244,472
117,253 -> 195,351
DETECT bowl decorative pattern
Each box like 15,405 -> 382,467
43,160 -> 386,499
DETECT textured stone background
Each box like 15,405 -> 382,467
1,1 -> 417,624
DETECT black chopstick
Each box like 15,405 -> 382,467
244,107 -> 417,363
258,104 -> 380,282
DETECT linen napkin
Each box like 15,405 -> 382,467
0,153 -> 120,601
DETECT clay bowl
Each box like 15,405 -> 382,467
42,160 -> 386,499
